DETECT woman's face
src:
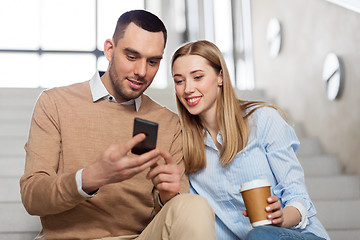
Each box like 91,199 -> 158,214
173,55 -> 223,119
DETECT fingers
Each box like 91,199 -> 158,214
158,149 -> 174,165
146,153 -> 181,203
146,159 -> 180,180
265,195 -> 283,226
121,133 -> 146,155
242,210 -> 248,217
267,195 -> 279,204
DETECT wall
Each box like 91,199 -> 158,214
250,0 -> 360,174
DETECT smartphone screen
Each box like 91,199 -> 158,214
131,118 -> 158,155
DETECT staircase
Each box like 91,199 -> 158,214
1,88 -> 360,240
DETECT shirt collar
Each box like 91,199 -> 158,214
204,130 -> 223,150
89,71 -> 141,112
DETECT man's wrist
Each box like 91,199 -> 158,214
158,192 -> 180,207
76,169 -> 98,198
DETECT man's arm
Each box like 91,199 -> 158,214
81,134 -> 162,194
20,92 -> 84,216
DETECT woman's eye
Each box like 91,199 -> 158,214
174,79 -> 183,84
194,75 -> 203,80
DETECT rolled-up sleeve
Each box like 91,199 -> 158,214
259,107 -> 316,221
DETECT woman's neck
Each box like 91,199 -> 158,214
200,114 -> 221,150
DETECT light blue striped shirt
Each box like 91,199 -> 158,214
189,107 -> 330,240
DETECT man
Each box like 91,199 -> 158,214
20,10 -> 214,240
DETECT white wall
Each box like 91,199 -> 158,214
251,0 -> 360,174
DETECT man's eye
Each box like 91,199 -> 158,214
127,55 -> 136,61
149,60 -> 160,66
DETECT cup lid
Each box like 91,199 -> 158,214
239,179 -> 271,192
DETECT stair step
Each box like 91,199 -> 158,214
299,155 -> 342,176
0,108 -> 33,123
0,122 -> 30,138
234,89 -> 267,101
0,157 -> 25,177
292,122 -> 306,138
306,176 -> 360,200
0,178 -> 21,202
0,88 -> 43,106
327,230 -> 360,240
145,88 -> 177,113
297,138 -> 324,156
0,203 -> 41,233
314,200 -> 360,230
0,232 -> 39,240
0,139 -> 26,157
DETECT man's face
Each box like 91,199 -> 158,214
107,22 -> 165,102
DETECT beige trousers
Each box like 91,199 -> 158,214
98,194 -> 215,240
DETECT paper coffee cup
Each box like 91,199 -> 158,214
240,179 -> 272,227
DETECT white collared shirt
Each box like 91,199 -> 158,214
89,71 -> 141,111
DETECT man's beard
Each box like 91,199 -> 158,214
109,63 -> 146,102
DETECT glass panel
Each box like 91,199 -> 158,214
237,0 -> 254,89
203,0 -> 215,42
213,0 -> 235,85
97,55 -> 108,72
0,0 -> 40,50
213,0 -> 233,53
185,0 -> 200,41
40,0 -> 96,51
174,0 -> 186,33
97,0 -> 144,51
39,53 -> 96,88
0,53 -> 40,87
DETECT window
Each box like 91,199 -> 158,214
184,0 -> 254,89
0,0 -> 153,88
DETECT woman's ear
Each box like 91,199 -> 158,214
218,70 -> 223,87
104,39 -> 115,62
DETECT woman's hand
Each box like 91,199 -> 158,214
264,195 -> 284,226
242,195 -> 301,228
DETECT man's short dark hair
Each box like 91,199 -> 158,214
113,9 -> 167,48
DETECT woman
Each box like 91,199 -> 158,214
171,40 -> 330,240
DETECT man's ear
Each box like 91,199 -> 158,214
104,39 -> 115,62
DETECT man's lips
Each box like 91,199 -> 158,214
127,78 -> 144,90
185,96 -> 201,106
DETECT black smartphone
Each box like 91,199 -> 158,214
131,118 -> 158,155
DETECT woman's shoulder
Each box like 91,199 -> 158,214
246,105 -> 282,122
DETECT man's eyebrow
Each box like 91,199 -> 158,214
123,48 -> 140,56
123,48 -> 163,60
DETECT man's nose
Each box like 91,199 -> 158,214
134,59 -> 147,77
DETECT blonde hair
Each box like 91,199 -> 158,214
171,40 -> 279,173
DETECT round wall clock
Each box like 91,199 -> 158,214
266,18 -> 282,58
322,53 -> 343,101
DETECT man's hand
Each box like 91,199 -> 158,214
146,150 -> 181,204
82,133 -> 161,194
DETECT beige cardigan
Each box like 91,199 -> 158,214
20,81 -> 189,239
